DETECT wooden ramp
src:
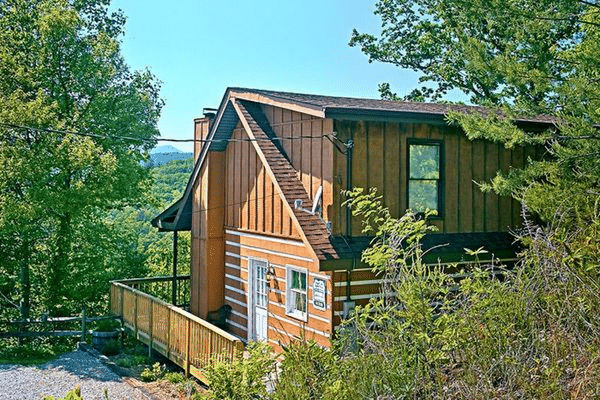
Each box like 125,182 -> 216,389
110,279 -> 244,382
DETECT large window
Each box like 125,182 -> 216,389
408,141 -> 442,214
286,266 -> 307,320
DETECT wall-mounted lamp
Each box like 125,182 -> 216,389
265,265 -> 276,282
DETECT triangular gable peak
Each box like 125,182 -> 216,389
232,99 -> 338,261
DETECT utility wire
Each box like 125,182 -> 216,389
0,122 -> 349,148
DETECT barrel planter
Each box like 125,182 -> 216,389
91,330 -> 120,351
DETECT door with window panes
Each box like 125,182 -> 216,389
249,259 -> 268,341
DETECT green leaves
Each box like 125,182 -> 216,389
0,0 -> 163,317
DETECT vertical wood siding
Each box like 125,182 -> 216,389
262,105 -> 335,223
333,120 -> 527,235
224,121 -> 302,238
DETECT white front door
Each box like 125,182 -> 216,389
249,259 -> 268,341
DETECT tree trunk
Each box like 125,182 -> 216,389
46,213 -> 71,316
19,238 -> 30,321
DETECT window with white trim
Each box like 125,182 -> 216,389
286,266 -> 307,320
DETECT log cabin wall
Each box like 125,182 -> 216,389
223,230 -> 333,349
261,105 -> 335,223
332,119 -> 534,236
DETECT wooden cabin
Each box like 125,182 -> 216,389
152,88 -> 551,350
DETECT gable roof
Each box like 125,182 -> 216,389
152,87 -> 547,264
229,88 -> 557,126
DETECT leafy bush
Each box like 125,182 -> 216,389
114,354 -> 147,368
140,362 -> 165,382
101,339 -> 120,356
43,386 -> 83,400
202,342 -> 275,399
163,371 -> 185,384
94,319 -> 120,332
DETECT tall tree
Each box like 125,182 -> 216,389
351,0 -> 600,268
0,0 -> 163,317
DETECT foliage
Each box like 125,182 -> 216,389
0,0 -> 164,319
335,188 -> 600,398
43,386 -> 83,400
163,371 -> 185,384
113,354 -> 147,368
93,318 -> 120,333
202,342 -> 275,400
351,0 -> 600,270
271,340 -> 345,400
100,339 -> 120,356
140,362 -> 166,382
0,336 -> 76,365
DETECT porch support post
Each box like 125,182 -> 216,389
172,230 -> 178,305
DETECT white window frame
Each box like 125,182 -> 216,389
285,265 -> 308,321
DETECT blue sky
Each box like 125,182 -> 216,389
111,0 -> 421,152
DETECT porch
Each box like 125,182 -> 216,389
110,276 -> 244,381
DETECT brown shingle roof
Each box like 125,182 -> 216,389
235,100 -> 340,261
230,87 -> 556,125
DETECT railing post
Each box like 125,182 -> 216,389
166,308 -> 171,360
120,285 -> 124,318
148,300 -> 153,359
80,306 -> 86,341
185,318 -> 191,378
134,291 -> 138,339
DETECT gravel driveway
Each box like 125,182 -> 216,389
0,350 -> 152,400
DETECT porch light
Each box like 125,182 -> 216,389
265,265 -> 276,282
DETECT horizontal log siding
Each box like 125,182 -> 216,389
331,268 -> 384,326
225,122 -> 301,238
223,230 -> 333,348
333,120 -> 527,235
262,105 -> 335,222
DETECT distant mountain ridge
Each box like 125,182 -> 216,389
148,145 -> 193,167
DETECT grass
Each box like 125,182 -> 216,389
0,337 -> 77,366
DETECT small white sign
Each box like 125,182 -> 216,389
312,278 -> 326,311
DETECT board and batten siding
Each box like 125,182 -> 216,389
223,230 -> 333,349
225,121 -> 302,238
332,120 -> 534,236
261,105 -> 335,223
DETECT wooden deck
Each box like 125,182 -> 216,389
110,277 -> 244,381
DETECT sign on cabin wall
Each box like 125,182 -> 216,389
312,278 -> 326,311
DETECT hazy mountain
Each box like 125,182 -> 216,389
148,145 -> 193,167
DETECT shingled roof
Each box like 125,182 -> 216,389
153,87 -> 536,266
230,88 -> 556,126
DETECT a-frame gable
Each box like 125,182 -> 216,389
232,99 -> 339,261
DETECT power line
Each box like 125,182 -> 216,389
0,122 -> 348,147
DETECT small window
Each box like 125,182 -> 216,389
286,266 -> 307,320
408,141 -> 442,213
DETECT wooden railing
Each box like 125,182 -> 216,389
114,275 -> 191,308
110,278 -> 244,381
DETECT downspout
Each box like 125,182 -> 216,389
344,139 -> 355,305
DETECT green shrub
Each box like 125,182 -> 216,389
202,341 -> 275,399
163,371 -> 185,384
114,354 -> 147,368
94,319 -> 120,333
140,362 -> 165,382
101,339 -> 120,356
43,386 -> 83,400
